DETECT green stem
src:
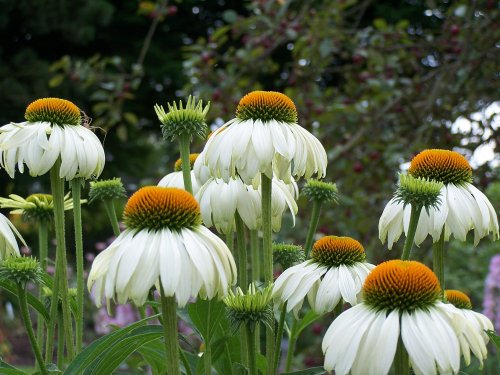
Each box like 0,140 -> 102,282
203,301 -> 213,375
17,284 -> 48,375
179,134 -> 193,195
179,348 -> 192,375
160,286 -> 180,375
273,302 -> 287,375
57,313 -> 64,369
433,228 -> 446,297
285,318 -> 298,372
401,205 -> 422,261
246,324 -> 257,375
48,161 -> 74,361
103,199 -> 121,237
304,200 -> 322,258
235,213 -> 248,290
71,178 -> 84,354
250,230 -> 260,283
261,173 -> 275,374
36,221 -> 48,354
394,337 -> 409,375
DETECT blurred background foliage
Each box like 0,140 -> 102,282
0,0 -> 499,370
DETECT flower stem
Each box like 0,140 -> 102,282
57,313 -> 64,369
304,200 -> 322,258
71,178 -> 84,354
246,324 -> 257,375
17,284 -> 48,375
401,205 -> 422,261
285,317 -> 298,372
433,228 -> 446,296
36,221 -> 48,352
48,161 -> 74,361
394,337 -> 409,375
103,199 -> 121,237
204,301 -> 213,375
261,173 -> 275,374
235,213 -> 248,290
272,302 -> 287,375
250,229 -> 260,282
160,286 -> 180,375
179,134 -> 193,195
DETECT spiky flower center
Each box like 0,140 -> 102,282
123,186 -> 201,232
0,256 -> 42,285
236,91 -> 298,123
174,153 -> 199,172
25,98 -> 81,126
445,290 -> 472,310
89,178 -> 127,203
312,236 -> 365,267
363,260 -> 441,312
273,243 -> 305,269
394,174 -> 443,209
409,149 -> 472,185
302,179 -> 339,203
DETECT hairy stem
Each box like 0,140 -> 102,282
304,200 -> 322,258
71,178 -> 84,354
401,205 -> 422,261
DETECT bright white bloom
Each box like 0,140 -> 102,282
196,176 -> 298,234
323,260 -> 464,375
0,213 -> 25,260
201,91 -> 327,184
444,290 -> 493,367
193,149 -> 211,185
88,186 -> 237,308
273,236 -> 374,316
379,149 -> 499,249
0,98 -> 105,180
158,153 -> 203,194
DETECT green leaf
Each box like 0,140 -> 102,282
281,367 -> 327,374
48,74 -> 65,88
486,330 -> 500,361
187,299 -> 225,344
65,314 -> 160,374
0,280 -> 49,322
373,18 -> 387,30
294,310 -> 322,338
136,338 -> 166,374
0,360 -> 27,375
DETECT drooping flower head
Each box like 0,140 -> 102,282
445,289 -> 493,367
379,149 -> 499,249
202,91 -> 327,184
273,236 -> 375,316
158,153 -> 203,194
88,186 -> 237,308
323,260 -> 464,375
0,98 -> 105,180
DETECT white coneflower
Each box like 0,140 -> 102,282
273,236 -> 375,316
0,98 -> 105,180
0,213 -> 26,260
196,176 -> 298,234
158,153 -> 202,194
379,149 -> 499,249
445,289 -> 493,367
88,186 -> 237,308
201,91 -> 327,184
0,193 -> 76,223
323,260 -> 472,375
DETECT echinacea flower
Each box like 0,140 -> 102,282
445,289 -> 493,367
379,149 -> 499,249
0,98 -> 105,180
88,186 -> 237,308
0,213 -> 26,260
201,91 -> 327,184
196,176 -> 298,234
158,153 -> 202,194
323,260 -> 463,375
273,236 -> 375,316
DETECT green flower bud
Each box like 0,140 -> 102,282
0,256 -> 42,286
302,179 -> 339,204
223,283 -> 274,331
394,174 -> 443,211
154,95 -> 210,141
89,178 -> 127,204
273,243 -> 305,270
